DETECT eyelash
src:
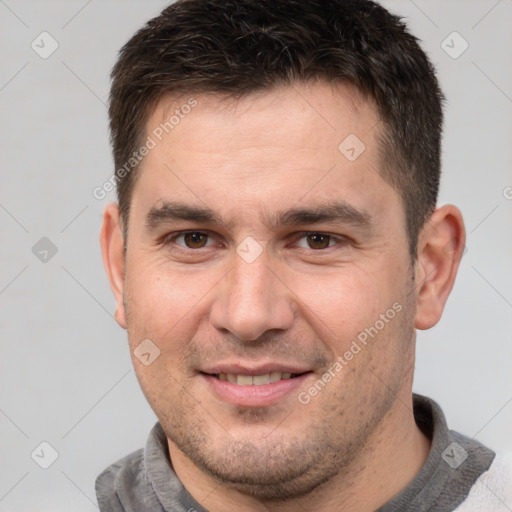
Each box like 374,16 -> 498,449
162,230 -> 350,251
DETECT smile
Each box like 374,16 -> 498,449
214,372 -> 300,385
201,369 -> 313,407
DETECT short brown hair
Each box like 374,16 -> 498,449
109,0 -> 444,256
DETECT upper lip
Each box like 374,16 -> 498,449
200,362 -> 313,376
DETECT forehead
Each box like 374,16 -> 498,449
151,81 -> 377,151
131,81 -> 399,231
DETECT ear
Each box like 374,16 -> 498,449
100,203 -> 127,329
414,205 -> 466,330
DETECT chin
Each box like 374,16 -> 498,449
167,421 -> 351,502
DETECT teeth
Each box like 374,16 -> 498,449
252,374 -> 270,385
269,371 -> 282,383
217,372 -> 296,385
237,375 -> 253,386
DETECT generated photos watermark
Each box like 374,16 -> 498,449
298,302 -> 403,405
93,97 -> 198,200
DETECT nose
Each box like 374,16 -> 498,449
209,247 -> 295,342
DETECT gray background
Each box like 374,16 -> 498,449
0,1 -> 511,510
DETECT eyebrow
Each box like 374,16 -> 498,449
145,200 -> 373,232
146,201 -> 224,228
269,202 -> 372,230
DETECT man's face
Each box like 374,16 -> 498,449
119,82 -> 419,498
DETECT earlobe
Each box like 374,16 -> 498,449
100,203 -> 128,329
413,205 -> 466,330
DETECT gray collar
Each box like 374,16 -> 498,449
96,394 -> 495,511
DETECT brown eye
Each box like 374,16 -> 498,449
183,232 -> 209,248
306,233 -> 332,249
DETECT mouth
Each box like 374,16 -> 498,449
208,371 -> 306,385
199,368 -> 314,407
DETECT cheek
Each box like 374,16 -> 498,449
123,262 -> 216,350
290,268 -> 393,345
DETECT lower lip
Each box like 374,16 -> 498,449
201,373 -> 312,407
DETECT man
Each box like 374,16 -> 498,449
96,0 -> 511,510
